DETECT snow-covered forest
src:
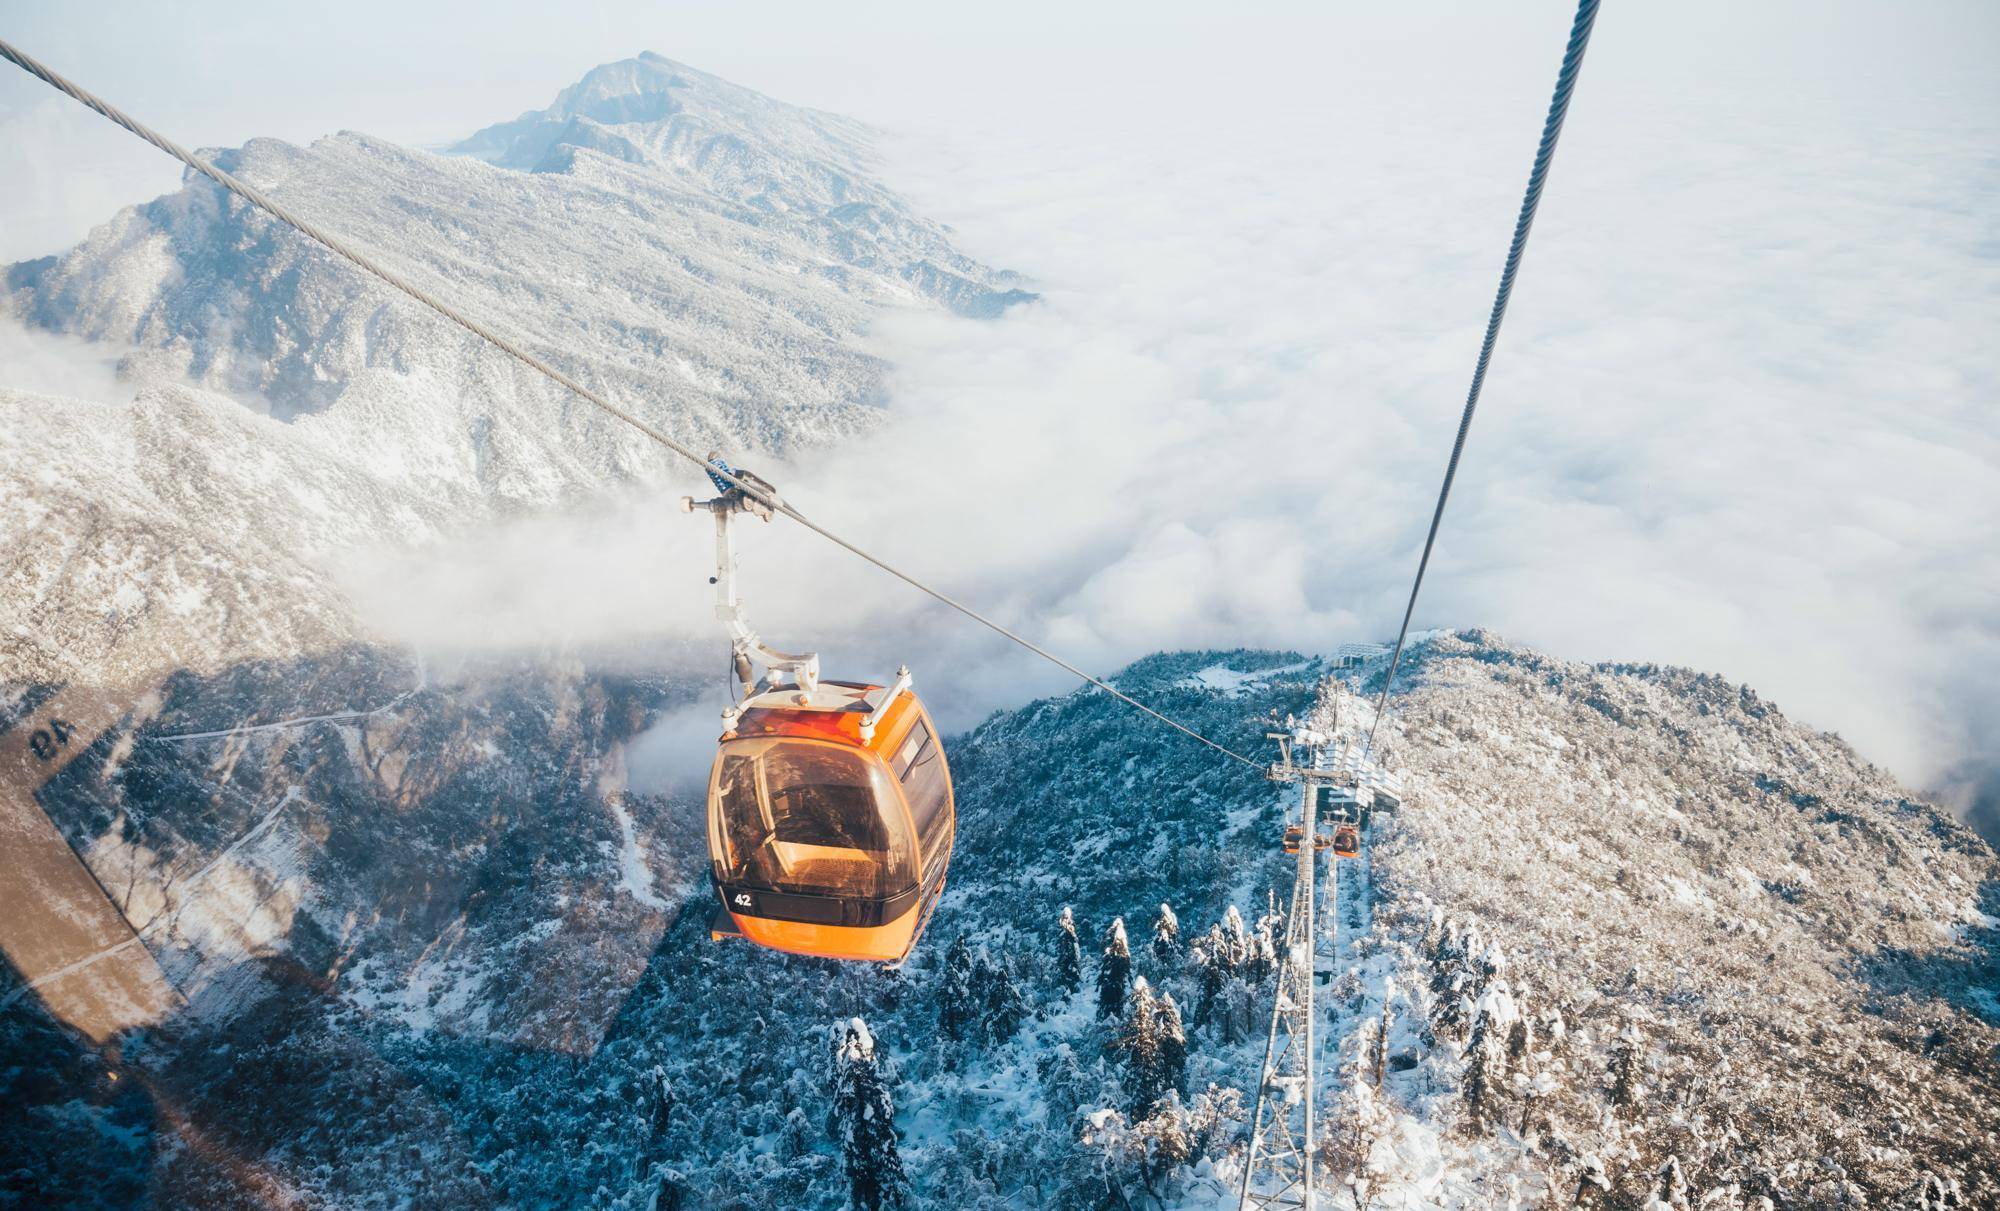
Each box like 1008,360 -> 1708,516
2,38 -> 1995,1211
3,636 -> 1993,1207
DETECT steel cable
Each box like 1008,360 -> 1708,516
1365,0 -> 1600,752
0,36 -> 1264,770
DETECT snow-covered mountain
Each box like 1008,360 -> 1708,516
3,636 -> 1992,1207
0,53 -> 1028,687
2,48 -> 1993,1211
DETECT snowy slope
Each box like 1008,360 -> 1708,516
0,54 -> 1026,687
6,639 -> 1990,1207
450,52 -> 1031,321
1346,632 -> 2000,1207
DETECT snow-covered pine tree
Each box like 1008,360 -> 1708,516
1246,926 -> 1277,986
1464,1009 -> 1498,1133
1914,1172 -> 1964,1209
1506,1010 -> 1534,1077
1647,1155 -> 1690,1210
1542,1004 -> 1567,1054
1374,979 -> 1396,1090
1610,1021 -> 1643,1115
645,1065 -> 674,1143
1036,1042 -> 1092,1130
1219,905 -> 1250,969
828,1019 -> 909,1211
777,1106 -> 815,1163
1151,902 -> 1181,967
1191,932 -> 1226,1032
1219,975 -> 1255,1045
1440,986 -> 1471,1044
646,1167 -> 687,1211
1156,992 -> 1187,1101
1475,942 -> 1505,1001
1430,919 -> 1476,1041
1253,897 -> 1285,982
979,952 -> 1029,1044
1056,905 -> 1083,994
1430,917 -> 1463,993
1421,902 -> 1445,960
1572,1153 -> 1613,1210
1113,977 -> 1167,1114
1098,917 -> 1132,1020
939,935 -> 980,1045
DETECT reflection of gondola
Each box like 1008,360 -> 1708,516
686,460 -> 954,964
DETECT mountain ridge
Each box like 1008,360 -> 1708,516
0,54 -> 1028,687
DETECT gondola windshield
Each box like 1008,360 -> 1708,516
711,739 -> 915,900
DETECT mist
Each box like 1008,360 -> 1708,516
13,2 -> 1983,823
345,4 -> 1997,825
0,318 -> 128,403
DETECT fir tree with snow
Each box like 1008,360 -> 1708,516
1913,1172 -> 1965,1209
1218,976 -> 1256,1045
1035,1043 -> 1092,1131
1097,917 -> 1132,1020
828,1019 -> 909,1211
1056,905 -> 1084,995
977,951 -> 1028,1044
1573,1154 -> 1614,1210
1463,1008 -> 1498,1133
1646,1155 -> 1690,1210
777,1106 -> 815,1163
1252,898 -> 1285,981
1505,1012 -> 1532,1075
1219,905 -> 1250,970
645,1065 -> 674,1142
1246,926 -> 1277,986
1609,1021 -> 1642,1114
1112,977 -> 1167,1114
1190,932 -> 1227,1031
1155,992 -> 1187,1101
1150,903 -> 1180,967
1474,941 -> 1504,999
938,935 -> 980,1045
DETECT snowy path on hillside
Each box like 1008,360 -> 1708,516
146,651 -> 429,744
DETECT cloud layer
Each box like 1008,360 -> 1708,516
14,3 -> 1988,820
350,8 -> 2000,823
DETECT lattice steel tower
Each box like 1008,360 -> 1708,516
1237,733 -> 1349,1211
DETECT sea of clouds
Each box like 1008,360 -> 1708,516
634,5 -> 2000,829
5,3 -> 1994,834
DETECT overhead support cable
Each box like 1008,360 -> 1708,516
0,35 -> 1262,771
1365,0 -> 1601,752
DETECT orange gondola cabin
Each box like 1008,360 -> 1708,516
706,676 -> 955,964
686,458 -> 956,964
1331,823 -> 1361,859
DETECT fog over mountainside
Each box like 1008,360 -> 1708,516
1,52 -> 1026,687
0,46 -> 1994,1211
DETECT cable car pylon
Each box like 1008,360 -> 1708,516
1239,729 -> 1338,1211
1240,705 -> 1400,1211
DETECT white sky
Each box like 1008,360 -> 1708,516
2,2 -> 1997,821
3,1 -> 1994,263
